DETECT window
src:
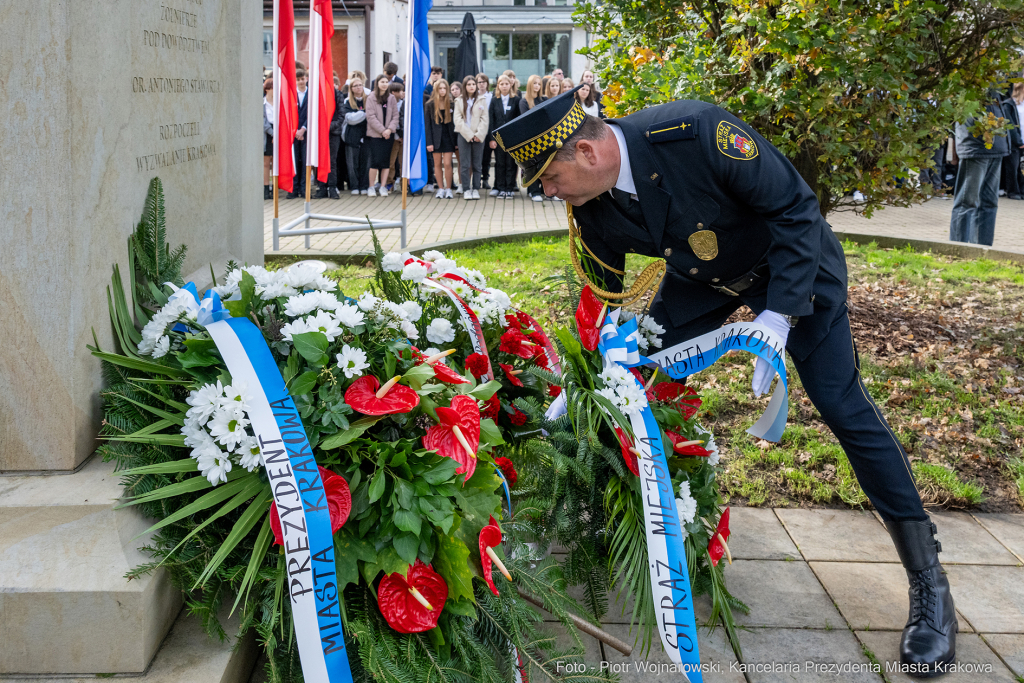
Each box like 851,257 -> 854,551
383,52 -> 392,69
480,32 -> 570,87
263,30 -> 274,69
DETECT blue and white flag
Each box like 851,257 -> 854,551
402,0 -> 433,193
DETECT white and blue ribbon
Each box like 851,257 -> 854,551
166,282 -> 232,331
203,311 -> 353,683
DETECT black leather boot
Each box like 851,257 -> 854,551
886,519 -> 957,677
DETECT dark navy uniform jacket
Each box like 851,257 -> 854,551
573,100 -> 848,361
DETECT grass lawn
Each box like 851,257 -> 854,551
289,236 -> 1024,513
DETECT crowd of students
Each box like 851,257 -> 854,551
262,63 -> 603,201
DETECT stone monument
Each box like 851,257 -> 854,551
0,0 -> 263,677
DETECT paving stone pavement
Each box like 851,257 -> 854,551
264,192 -> 1024,256
246,508 -> 1024,682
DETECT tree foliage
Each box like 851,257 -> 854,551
576,0 -> 1024,215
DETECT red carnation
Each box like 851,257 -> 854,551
548,384 -> 562,397
653,382 -> 702,419
516,310 -> 532,327
531,345 -> 550,368
378,560 -> 449,633
499,329 -> 535,360
465,353 -> 490,378
504,313 -> 523,331
270,466 -> 351,545
494,456 -> 518,487
481,393 -> 501,420
510,408 -> 528,426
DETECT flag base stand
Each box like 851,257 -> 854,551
270,169 -> 408,252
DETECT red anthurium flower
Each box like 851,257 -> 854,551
614,426 -> 640,477
423,395 -> 480,481
479,515 -> 511,595
548,384 -> 562,397
510,408 -> 528,426
499,363 -> 524,387
345,375 -> 420,415
465,353 -> 490,378
481,393 -> 501,420
531,345 -> 550,368
708,507 -> 732,567
653,382 -> 702,419
665,430 -> 712,457
410,347 -> 469,385
574,286 -> 605,352
378,560 -> 449,633
270,466 -> 351,545
494,456 -> 517,487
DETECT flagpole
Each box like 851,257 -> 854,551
272,0 -> 281,253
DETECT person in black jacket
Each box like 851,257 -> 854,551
1000,87 -> 1024,199
288,69 -> 309,199
518,75 -> 546,201
495,89 -> 959,676
487,74 -> 521,198
424,79 -> 456,198
340,77 -> 370,195
315,79 -> 345,199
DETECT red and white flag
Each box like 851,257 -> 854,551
308,0 -> 335,182
273,0 -> 298,193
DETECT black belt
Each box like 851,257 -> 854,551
709,259 -> 769,297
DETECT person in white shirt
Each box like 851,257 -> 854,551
576,82 -> 602,118
453,76 -> 489,200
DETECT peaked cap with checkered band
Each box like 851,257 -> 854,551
492,85 -> 588,187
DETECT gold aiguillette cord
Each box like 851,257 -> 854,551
567,203 -> 666,307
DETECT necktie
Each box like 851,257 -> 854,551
611,187 -> 646,227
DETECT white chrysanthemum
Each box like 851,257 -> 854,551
182,417 -> 214,449
152,335 -> 171,358
381,252 -> 405,272
209,406 -> 250,450
636,334 -> 650,351
421,250 -> 445,262
639,315 -> 666,335
185,382 -> 223,423
463,268 -> 487,289
678,480 -> 691,500
449,281 -> 471,298
379,300 -> 406,321
426,318 -> 455,344
702,432 -> 720,466
437,304 -> 454,317
261,281 -> 296,299
234,435 -> 263,471
191,434 -> 224,463
596,387 -> 619,405
619,310 -> 636,322
280,318 -> 311,342
599,365 -> 631,387
357,292 -> 380,312
283,263 -> 324,290
396,320 -> 416,340
336,344 -> 369,378
647,333 -> 663,349
333,304 -> 365,328
401,262 -> 430,283
307,310 -> 343,342
616,382 -> 648,417
197,451 -> 233,486
422,347 -> 441,357
676,495 -> 697,525
399,301 -> 423,322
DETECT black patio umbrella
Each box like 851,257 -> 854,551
452,13 -> 479,84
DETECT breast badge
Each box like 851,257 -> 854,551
715,121 -> 759,160
688,230 -> 719,260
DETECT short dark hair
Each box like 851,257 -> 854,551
552,116 -> 609,164
384,61 -> 398,76
388,81 -> 405,94
430,66 -> 443,74
296,68 -> 308,80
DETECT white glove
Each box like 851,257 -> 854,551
751,310 -> 791,397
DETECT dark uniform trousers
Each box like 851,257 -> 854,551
576,100 -> 926,523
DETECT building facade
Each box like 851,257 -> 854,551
262,0 -> 593,88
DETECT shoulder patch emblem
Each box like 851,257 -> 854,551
645,116 -> 696,143
715,121 -> 758,160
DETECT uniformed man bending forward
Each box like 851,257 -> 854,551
493,87 -> 957,676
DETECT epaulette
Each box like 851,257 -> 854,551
645,116 -> 697,143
